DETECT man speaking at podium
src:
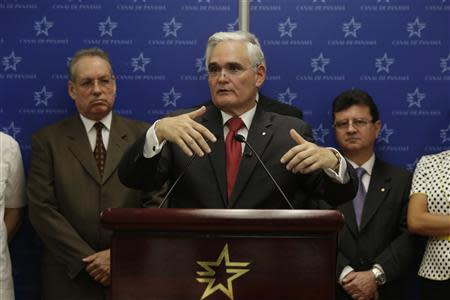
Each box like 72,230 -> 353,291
119,31 -> 357,209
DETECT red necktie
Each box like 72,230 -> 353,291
93,122 -> 107,176
225,117 -> 244,199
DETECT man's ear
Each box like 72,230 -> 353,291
255,64 -> 266,88
67,81 -> 76,101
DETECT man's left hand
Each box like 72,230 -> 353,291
82,249 -> 111,286
280,129 -> 339,174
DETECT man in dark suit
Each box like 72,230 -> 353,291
118,31 -> 357,209
322,89 -> 415,300
27,48 -> 155,300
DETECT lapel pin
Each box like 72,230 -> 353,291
262,132 -> 266,136
381,188 -> 385,192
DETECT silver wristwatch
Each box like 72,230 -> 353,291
371,267 -> 386,286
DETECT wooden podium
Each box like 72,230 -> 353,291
101,208 -> 343,300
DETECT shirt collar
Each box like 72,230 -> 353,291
79,111 -> 112,133
347,153 -> 375,176
220,104 -> 257,130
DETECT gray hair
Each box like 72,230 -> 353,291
68,48 -> 113,81
205,31 -> 266,69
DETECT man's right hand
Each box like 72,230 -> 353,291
155,106 -> 217,157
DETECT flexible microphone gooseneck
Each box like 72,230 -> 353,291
158,153 -> 197,208
234,134 -> 295,209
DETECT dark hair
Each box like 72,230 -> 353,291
68,48 -> 113,81
332,88 -> 380,122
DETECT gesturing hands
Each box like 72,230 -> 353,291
82,249 -> 111,287
155,106 -> 217,157
280,129 -> 339,174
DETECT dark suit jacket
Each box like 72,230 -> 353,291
119,104 -> 357,209
318,158 -> 415,300
200,93 -> 304,119
27,113 -> 154,300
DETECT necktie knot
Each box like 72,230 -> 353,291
356,167 -> 366,179
94,122 -> 104,132
226,117 -> 244,132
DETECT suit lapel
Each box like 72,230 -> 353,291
230,106 -> 273,207
359,159 -> 391,231
202,106 -> 228,207
66,115 -> 102,184
102,114 -> 128,183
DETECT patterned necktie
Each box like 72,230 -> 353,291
93,122 -> 107,176
353,167 -> 367,228
225,117 -> 244,200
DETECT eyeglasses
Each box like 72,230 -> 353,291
75,76 -> 115,91
333,118 -> 374,130
207,63 -> 252,78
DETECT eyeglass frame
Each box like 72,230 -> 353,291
333,118 -> 376,130
206,62 -> 256,78
71,75 -> 116,91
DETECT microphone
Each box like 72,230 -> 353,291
234,134 -> 295,209
158,153 -> 197,208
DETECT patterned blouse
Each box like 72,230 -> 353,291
410,150 -> 450,281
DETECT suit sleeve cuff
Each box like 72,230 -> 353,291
323,148 -> 349,184
339,265 -> 354,284
143,120 -> 166,158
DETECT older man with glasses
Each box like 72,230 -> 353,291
27,48 -> 156,300
318,88 -> 416,300
118,31 -> 358,212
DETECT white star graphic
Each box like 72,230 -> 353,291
278,88 -> 297,105
34,86 -> 53,107
312,124 -> 329,144
278,17 -> 297,38
34,16 -> 54,37
2,122 -> 21,139
406,158 -> 419,172
342,17 -> 362,38
195,55 -> 207,73
377,124 -> 394,144
227,19 -> 239,32
162,87 -> 182,107
311,53 -> 330,73
407,17 -> 426,38
440,53 -> 450,73
98,17 -> 118,37
440,124 -> 450,143
131,53 -> 150,73
375,53 -> 394,74
163,17 -> 183,38
2,51 -> 22,71
406,88 -> 426,108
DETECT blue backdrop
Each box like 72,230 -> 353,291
0,0 -> 449,299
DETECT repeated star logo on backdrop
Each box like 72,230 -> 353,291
440,124 -> 450,143
227,19 -> 239,32
342,17 -> 362,38
163,17 -> 183,38
375,53 -> 394,73
311,53 -> 330,73
196,244 -> 250,300
34,86 -> 53,107
131,53 -> 151,73
313,124 -> 329,144
407,17 -> 426,38
98,17 -> 118,37
440,53 -> 450,73
2,122 -> 21,139
278,17 -> 297,38
2,51 -> 22,71
34,16 -> 54,37
278,88 -> 297,105
377,124 -> 394,144
195,55 -> 207,74
406,88 -> 426,108
162,87 -> 182,107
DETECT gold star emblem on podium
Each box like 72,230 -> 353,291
196,244 -> 250,300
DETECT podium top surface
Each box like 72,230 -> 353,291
101,208 -> 344,233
